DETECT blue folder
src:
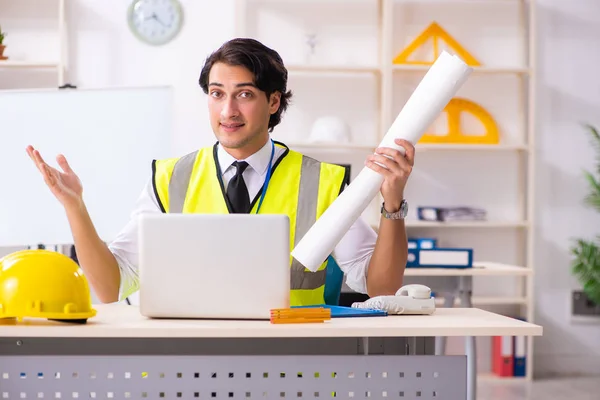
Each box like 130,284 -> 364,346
292,305 -> 387,318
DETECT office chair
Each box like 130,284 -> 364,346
324,256 -> 344,306
325,256 -> 371,307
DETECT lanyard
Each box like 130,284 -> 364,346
255,139 -> 275,214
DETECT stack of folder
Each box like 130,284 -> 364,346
417,206 -> 487,222
492,317 -> 527,377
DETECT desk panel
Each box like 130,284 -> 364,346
1,353 -> 466,400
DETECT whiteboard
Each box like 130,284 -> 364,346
0,86 -> 174,247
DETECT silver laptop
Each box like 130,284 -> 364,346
138,213 -> 291,319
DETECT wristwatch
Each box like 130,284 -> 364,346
381,199 -> 408,220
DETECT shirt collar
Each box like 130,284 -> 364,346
217,138 -> 273,177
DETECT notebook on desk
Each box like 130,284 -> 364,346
293,305 -> 387,318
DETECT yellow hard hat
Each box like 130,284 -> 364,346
0,249 -> 96,322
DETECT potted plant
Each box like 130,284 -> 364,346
570,123 -> 600,306
0,25 -> 6,60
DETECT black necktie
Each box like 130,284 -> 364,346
226,161 -> 250,213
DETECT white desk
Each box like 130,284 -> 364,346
0,304 -> 542,400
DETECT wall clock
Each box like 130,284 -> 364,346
127,0 -> 184,46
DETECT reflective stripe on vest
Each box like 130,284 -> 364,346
168,150 -> 327,291
168,150 -> 198,215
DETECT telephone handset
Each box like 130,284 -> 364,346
396,284 -> 432,299
351,284 -> 436,315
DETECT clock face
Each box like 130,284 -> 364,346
127,0 -> 183,45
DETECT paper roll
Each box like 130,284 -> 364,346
291,51 -> 473,272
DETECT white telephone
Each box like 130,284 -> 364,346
351,284 -> 436,315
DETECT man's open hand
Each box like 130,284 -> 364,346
26,145 -> 83,210
365,138 -> 415,212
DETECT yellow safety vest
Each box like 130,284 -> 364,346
151,140 -> 349,306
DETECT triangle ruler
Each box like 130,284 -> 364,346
394,22 -> 481,66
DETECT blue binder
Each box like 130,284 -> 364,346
292,305 -> 387,318
408,237 -> 437,250
513,317 -> 527,377
406,247 -> 473,269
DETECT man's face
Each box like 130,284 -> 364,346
207,62 -> 281,151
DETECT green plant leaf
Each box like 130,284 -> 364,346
570,238 -> 600,305
583,171 -> 600,212
583,123 -> 600,176
570,124 -> 600,306
583,279 -> 600,305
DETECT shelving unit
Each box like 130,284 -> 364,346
235,0 -> 536,382
0,0 -> 67,89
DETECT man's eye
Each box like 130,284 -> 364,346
240,92 -> 252,98
210,91 -> 221,98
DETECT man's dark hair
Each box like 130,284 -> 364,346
199,38 -> 293,132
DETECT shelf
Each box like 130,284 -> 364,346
471,296 -> 528,306
0,60 -> 60,69
286,143 -> 528,152
285,142 -> 377,151
395,0 -> 524,3
392,65 -> 529,75
404,220 -> 529,228
287,64 -> 531,76
436,296 -> 528,306
286,65 -> 381,75
405,262 -> 532,277
370,220 -> 529,232
478,373 -> 528,384
416,143 -> 528,151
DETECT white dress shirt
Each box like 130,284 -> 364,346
108,138 -> 378,300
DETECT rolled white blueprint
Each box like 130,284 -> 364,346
291,51 -> 473,272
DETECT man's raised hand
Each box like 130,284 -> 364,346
26,145 -> 83,210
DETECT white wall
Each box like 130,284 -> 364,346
533,0 -> 600,377
63,0 -> 238,155
0,0 -> 235,154
1,0 -> 599,378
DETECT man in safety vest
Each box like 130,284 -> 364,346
26,38 -> 415,306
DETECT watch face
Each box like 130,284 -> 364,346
128,0 -> 183,45
400,200 -> 409,217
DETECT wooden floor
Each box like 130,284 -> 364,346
479,376 -> 600,400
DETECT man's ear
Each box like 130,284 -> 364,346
269,92 -> 281,114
